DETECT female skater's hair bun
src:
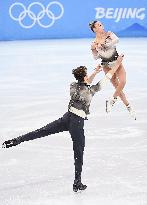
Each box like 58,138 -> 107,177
89,20 -> 97,32
89,22 -> 93,27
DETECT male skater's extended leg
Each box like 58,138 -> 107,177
2,112 -> 70,148
69,113 -> 87,192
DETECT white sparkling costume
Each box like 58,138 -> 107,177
92,32 -> 119,67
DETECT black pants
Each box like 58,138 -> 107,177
17,112 -> 85,181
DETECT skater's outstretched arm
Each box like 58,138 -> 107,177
90,54 -> 124,93
85,66 -> 102,84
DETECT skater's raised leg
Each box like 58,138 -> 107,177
2,112 -> 70,148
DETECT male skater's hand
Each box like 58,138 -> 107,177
116,54 -> 124,65
94,65 -> 102,73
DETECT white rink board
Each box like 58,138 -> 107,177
0,38 -> 147,205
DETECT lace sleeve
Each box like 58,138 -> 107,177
105,32 -> 119,48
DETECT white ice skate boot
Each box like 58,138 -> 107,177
126,104 -> 136,120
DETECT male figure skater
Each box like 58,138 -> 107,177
2,55 -> 123,192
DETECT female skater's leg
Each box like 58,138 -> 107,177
111,75 -> 129,106
105,64 -> 136,119
113,63 -> 126,99
103,66 -> 129,106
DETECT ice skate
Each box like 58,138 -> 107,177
73,180 -> 87,192
126,104 -> 136,120
2,138 -> 19,148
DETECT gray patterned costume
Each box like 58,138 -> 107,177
68,75 -> 110,119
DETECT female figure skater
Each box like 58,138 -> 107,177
89,20 -> 136,120
2,55 -> 123,192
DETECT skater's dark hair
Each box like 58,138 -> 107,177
89,20 -> 97,32
72,66 -> 87,82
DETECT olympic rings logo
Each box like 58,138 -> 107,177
9,1 -> 64,29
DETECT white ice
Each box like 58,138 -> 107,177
0,38 -> 147,205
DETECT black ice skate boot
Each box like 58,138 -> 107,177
2,138 -> 20,148
73,179 -> 87,192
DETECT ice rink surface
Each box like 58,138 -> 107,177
0,38 -> 147,205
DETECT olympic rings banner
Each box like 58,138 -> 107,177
0,0 -> 147,41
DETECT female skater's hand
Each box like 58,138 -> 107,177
91,41 -> 104,50
91,42 -> 97,50
97,43 -> 104,49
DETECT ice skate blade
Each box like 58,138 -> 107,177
106,100 -> 111,113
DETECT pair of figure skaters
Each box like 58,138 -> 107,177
2,21 -> 136,192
